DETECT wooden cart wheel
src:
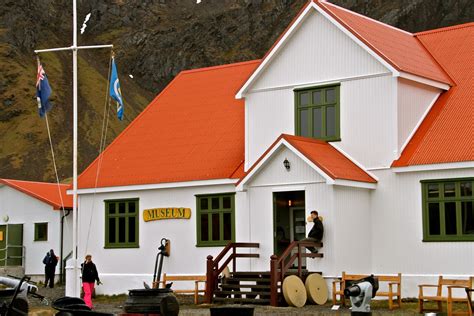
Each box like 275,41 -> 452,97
282,275 -> 307,307
305,273 -> 328,305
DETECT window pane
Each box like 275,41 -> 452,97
326,106 -> 335,137
212,198 -> 220,210
119,202 -> 126,214
223,196 -> 231,209
444,183 -> 455,197
200,214 -> 209,241
461,202 -> 474,235
223,213 -> 232,240
200,198 -> 208,210
312,91 -> 321,105
326,89 -> 335,103
118,218 -> 126,243
129,217 -> 136,243
36,223 -> 47,241
109,203 -> 116,214
312,108 -> 322,138
212,213 -> 220,241
444,202 -> 457,235
428,184 -> 439,198
109,218 -> 116,243
299,92 -> 309,106
428,203 -> 440,235
461,182 -> 472,196
300,109 -> 308,137
128,202 -> 136,214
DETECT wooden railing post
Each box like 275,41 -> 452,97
205,255 -> 214,304
270,254 -> 279,307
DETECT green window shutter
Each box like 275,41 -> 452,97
421,178 -> 474,242
295,85 -> 340,142
196,193 -> 235,247
104,199 -> 139,248
34,222 -> 48,241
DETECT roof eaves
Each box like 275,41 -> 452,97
0,179 -> 63,210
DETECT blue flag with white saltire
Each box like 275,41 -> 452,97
36,60 -> 52,117
109,57 -> 124,120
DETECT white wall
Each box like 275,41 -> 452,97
370,168 -> 474,297
332,186 -> 371,275
0,185 -> 63,276
77,183 -> 237,295
244,10 -> 397,171
397,78 -> 441,153
252,12 -> 387,90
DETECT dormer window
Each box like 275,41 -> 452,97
295,85 -> 340,141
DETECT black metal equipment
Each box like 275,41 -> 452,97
153,238 -> 171,287
344,275 -> 379,315
124,238 -> 179,316
0,276 -> 47,316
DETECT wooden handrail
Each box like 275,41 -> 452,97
205,242 -> 260,303
270,240 -> 323,306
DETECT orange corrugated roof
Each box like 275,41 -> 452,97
238,134 -> 376,185
0,179 -> 72,210
315,1 -> 453,85
78,60 -> 260,189
284,135 -> 376,183
393,23 -> 474,167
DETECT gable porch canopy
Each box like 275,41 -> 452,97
236,134 -> 377,191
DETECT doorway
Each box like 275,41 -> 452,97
273,191 -> 305,256
0,224 -> 23,267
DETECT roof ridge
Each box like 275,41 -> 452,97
181,60 -> 261,75
415,22 -> 474,36
320,1 -> 413,36
0,178 -> 68,186
282,134 -> 328,145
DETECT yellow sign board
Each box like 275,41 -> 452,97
0,231 -> 3,241
143,207 -> 191,222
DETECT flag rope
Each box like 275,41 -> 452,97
84,50 -> 114,254
44,113 -> 66,213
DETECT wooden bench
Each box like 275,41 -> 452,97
418,276 -> 473,316
156,273 -> 207,304
332,272 -> 402,309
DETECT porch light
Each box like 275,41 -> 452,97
283,158 -> 291,171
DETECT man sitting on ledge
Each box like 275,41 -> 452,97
301,210 -> 324,254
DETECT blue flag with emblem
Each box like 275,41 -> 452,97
36,59 -> 52,117
109,57 -> 124,120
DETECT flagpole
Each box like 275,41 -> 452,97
34,0 -> 113,298
72,0 -> 79,298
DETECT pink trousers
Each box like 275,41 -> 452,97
82,282 -> 95,308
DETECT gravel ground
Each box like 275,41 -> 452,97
26,286 -> 435,315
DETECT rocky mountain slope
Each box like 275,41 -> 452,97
0,0 -> 472,182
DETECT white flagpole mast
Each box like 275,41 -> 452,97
34,0 -> 113,297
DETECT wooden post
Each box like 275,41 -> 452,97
205,255 -> 214,304
232,246 -> 236,273
297,243 -> 302,277
270,254 -> 279,307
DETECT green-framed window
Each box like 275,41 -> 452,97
105,199 -> 139,248
196,193 -> 235,247
421,178 -> 474,241
295,85 -> 340,141
34,222 -> 48,241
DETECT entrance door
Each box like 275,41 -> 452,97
273,191 -> 305,256
0,224 -> 24,267
0,225 -> 6,266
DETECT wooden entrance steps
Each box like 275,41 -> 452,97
214,271 -> 271,304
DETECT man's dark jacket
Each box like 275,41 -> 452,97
308,217 -> 324,241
